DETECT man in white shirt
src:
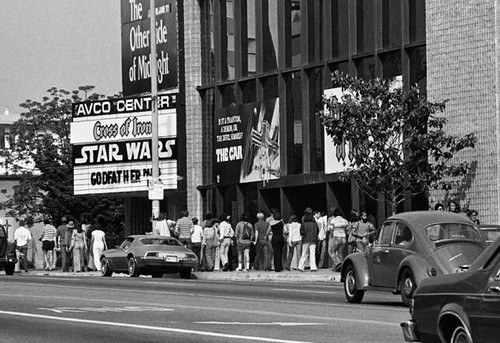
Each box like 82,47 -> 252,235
218,214 -> 234,271
328,208 -> 349,271
14,221 -> 32,273
314,211 -> 328,268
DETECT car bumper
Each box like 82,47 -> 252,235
136,257 -> 198,270
400,320 -> 420,342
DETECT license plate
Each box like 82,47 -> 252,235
165,256 -> 178,262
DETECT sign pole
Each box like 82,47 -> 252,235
150,0 -> 160,220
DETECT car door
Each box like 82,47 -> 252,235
369,221 -> 395,287
110,237 -> 134,271
387,222 -> 415,285
479,249 -> 500,342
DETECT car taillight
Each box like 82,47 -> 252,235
428,267 -> 437,277
145,252 -> 158,257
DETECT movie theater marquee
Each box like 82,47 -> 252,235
71,94 -> 178,195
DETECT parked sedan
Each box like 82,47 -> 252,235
401,236 -> 500,343
341,211 -> 485,306
100,235 -> 198,279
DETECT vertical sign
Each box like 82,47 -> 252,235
121,0 -> 178,96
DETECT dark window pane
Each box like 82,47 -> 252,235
355,57 -> 376,80
381,52 -> 401,79
333,0 -> 350,59
262,76 -> 278,100
312,68 -> 324,172
220,85 -> 236,108
241,80 -> 256,103
409,0 -> 425,42
409,47 -> 426,94
286,72 -> 303,174
356,0 -> 374,53
382,0 -> 402,48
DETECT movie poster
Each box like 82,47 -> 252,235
215,99 -> 280,185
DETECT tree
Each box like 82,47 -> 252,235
320,71 -> 476,215
0,86 -> 124,235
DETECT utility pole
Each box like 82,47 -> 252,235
149,0 -> 161,220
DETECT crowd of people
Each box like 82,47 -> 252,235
151,207 -> 377,272
433,200 -> 481,224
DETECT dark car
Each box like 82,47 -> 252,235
0,224 -> 17,275
478,224 -> 500,246
100,235 -> 198,279
341,211 -> 486,306
401,235 -> 500,343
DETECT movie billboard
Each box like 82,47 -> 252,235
215,99 -> 280,185
71,94 -> 178,195
121,0 -> 177,96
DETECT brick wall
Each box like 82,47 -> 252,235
427,0 -> 500,223
183,2 -> 204,219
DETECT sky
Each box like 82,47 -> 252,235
0,1 -> 122,115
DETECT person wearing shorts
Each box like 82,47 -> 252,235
41,219 -> 57,270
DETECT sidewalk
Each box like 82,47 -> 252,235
28,268 -> 341,283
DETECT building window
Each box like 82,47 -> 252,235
262,0 -> 279,72
381,51 -> 402,79
224,0 -> 236,80
245,0 -> 257,76
409,46 -> 426,93
409,0 -> 425,42
355,56 -> 376,79
286,72 -> 303,174
240,80 -> 256,103
262,76 -> 278,100
312,68 -> 324,172
288,0 -> 301,67
382,0 -> 402,49
332,0 -> 350,59
220,84 -> 236,108
356,0 -> 375,53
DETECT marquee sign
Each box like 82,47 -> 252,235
71,94 -> 178,195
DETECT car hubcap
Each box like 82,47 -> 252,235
129,260 -> 135,274
452,329 -> 471,343
346,271 -> 356,296
403,277 -> 413,296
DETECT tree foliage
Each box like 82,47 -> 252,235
0,86 -> 124,235
320,72 -> 477,214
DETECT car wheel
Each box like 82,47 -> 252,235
343,264 -> 364,303
151,272 -> 163,278
451,325 -> 472,343
128,257 -> 141,277
400,269 -> 416,307
101,257 -> 113,277
4,262 -> 15,276
179,268 -> 192,279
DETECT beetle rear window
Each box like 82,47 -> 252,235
425,223 -> 481,242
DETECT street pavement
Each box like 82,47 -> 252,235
28,267 -> 341,283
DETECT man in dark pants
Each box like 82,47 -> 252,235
56,217 -> 72,272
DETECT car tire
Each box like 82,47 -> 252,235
128,257 -> 141,277
179,268 -> 192,279
4,262 -> 15,276
343,264 -> 364,303
450,325 -> 472,343
101,257 -> 113,277
151,272 -> 163,278
400,269 -> 416,307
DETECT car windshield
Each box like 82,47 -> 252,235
425,223 -> 481,242
139,238 -> 182,246
431,243 -> 484,273
480,227 -> 500,242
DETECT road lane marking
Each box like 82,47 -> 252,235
0,310 -> 314,343
197,322 -> 323,326
272,288 -> 335,294
38,306 -> 173,314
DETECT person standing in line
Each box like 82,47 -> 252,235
270,211 -> 285,272
314,210 -> 328,268
91,226 -> 107,272
201,218 -> 218,271
56,217 -> 71,272
235,213 -> 254,271
81,214 -> 94,271
352,211 -> 376,252
298,208 -> 319,272
328,208 -> 349,271
70,222 -> 86,272
14,220 -> 32,273
253,212 -> 271,271
345,211 -> 359,255
218,214 -> 234,272
154,213 -> 171,237
191,217 -> 203,271
175,210 -> 194,249
286,214 -> 302,270
40,219 -> 57,271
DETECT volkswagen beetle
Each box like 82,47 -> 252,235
340,211 -> 485,306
